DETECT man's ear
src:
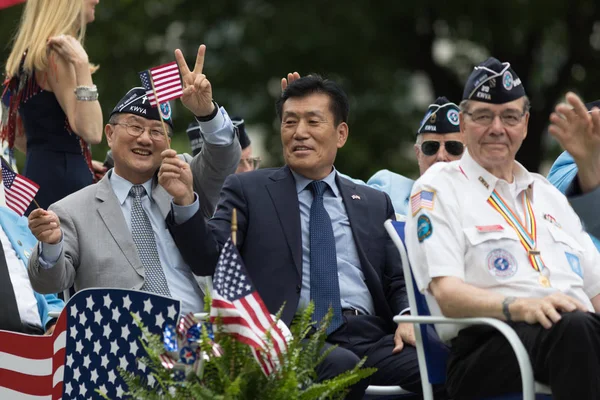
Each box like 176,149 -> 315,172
105,124 -> 115,149
336,122 -> 349,149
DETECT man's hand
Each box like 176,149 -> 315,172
393,322 -> 416,354
174,45 -> 215,117
28,209 -> 62,244
158,149 -> 194,206
549,92 -> 600,192
511,292 -> 589,329
281,71 -> 301,92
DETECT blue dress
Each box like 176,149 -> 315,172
2,69 -> 93,213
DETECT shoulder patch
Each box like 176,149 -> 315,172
411,190 -> 435,216
417,214 -> 433,242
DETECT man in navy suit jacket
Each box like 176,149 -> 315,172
196,75 -> 431,398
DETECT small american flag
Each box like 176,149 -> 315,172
211,238 -> 289,376
1,157 -> 39,216
139,61 -> 183,107
411,190 -> 435,215
0,288 -> 179,399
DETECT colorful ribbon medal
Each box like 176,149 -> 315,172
487,188 -> 550,287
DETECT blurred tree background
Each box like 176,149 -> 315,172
1,0 -> 599,180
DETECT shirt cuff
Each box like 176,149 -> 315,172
399,307 -> 411,316
39,239 -> 63,269
196,106 -> 234,146
171,193 -> 200,225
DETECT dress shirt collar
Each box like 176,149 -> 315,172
290,167 -> 340,197
109,170 -> 154,205
459,148 -> 534,198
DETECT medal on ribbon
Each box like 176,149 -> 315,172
487,188 -> 551,287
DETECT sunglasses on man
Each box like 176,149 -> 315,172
420,140 -> 465,157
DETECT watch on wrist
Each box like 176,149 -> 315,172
502,296 -> 516,322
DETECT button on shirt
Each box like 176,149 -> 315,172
406,150 -> 600,342
0,224 -> 42,328
292,169 -> 375,315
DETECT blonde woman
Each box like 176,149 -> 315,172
1,0 -> 103,213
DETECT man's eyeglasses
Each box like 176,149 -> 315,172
463,110 -> 526,127
239,156 -> 261,170
112,122 -> 168,142
420,140 -> 465,157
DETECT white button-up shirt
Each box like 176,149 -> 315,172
406,150 -> 600,342
0,224 -> 42,328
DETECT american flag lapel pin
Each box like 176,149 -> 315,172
351,194 -> 361,200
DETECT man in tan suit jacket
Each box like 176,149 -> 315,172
27,46 -> 239,313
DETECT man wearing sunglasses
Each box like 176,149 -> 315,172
415,97 -> 465,175
340,97 -> 465,216
406,57 -> 600,399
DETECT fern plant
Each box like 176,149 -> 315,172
114,303 -> 376,399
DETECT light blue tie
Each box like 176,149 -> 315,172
129,185 -> 171,296
309,181 -> 343,335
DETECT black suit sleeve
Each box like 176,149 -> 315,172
381,193 -> 409,315
166,174 -> 250,276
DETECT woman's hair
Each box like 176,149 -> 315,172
5,0 -> 86,77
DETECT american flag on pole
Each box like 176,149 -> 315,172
1,156 -> 39,216
211,238 -> 289,376
0,288 -> 180,399
139,61 -> 183,107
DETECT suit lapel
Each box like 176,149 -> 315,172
266,166 -> 302,277
337,175 -> 371,256
95,175 -> 145,278
151,178 -> 172,219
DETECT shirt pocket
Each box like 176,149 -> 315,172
546,225 -> 585,254
463,226 -> 520,247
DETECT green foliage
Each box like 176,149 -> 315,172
2,0 -> 595,176
114,304 -> 375,400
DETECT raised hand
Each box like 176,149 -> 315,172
47,34 -> 89,66
281,71 -> 301,92
174,45 -> 215,117
158,149 -> 194,206
28,209 -> 62,245
549,92 -> 600,192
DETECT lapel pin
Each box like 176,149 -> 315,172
351,194 -> 361,200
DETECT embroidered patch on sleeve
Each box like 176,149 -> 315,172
411,190 -> 435,216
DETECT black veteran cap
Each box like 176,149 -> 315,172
417,96 -> 460,135
110,87 -> 174,128
186,121 -> 204,156
463,57 -> 526,104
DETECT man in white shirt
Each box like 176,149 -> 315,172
406,57 -> 600,399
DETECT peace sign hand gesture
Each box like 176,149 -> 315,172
175,44 -> 215,117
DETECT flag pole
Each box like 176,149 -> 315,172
231,208 -> 237,246
148,75 -> 171,148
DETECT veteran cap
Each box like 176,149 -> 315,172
186,120 -> 204,156
232,117 -> 251,150
463,57 -> 526,104
110,87 -> 174,128
417,96 -> 461,135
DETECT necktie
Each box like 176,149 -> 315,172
0,237 -> 24,332
309,181 -> 343,335
129,185 -> 171,296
